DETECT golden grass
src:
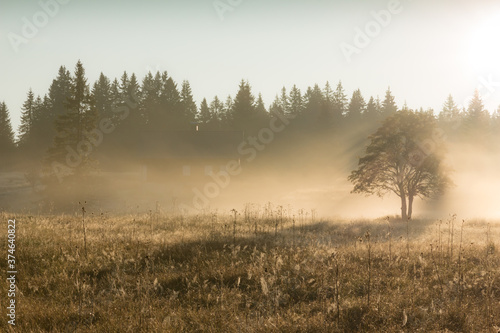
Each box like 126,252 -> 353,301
0,209 -> 499,332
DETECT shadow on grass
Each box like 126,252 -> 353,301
145,216 -> 438,268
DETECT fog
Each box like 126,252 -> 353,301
423,142 -> 500,219
2,121 -> 498,221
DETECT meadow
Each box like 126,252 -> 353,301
0,205 -> 499,332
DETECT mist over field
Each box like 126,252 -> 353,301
1,118 -> 499,220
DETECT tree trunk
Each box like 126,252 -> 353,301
408,194 -> 414,220
400,190 -> 407,220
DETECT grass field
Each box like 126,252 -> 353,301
0,207 -> 499,332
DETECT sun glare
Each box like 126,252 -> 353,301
467,13 -> 500,72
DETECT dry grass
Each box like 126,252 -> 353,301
0,208 -> 499,332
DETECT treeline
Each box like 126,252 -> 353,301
0,60 -> 499,177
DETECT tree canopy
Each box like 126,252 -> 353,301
349,109 -> 452,219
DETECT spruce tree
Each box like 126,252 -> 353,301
44,67 -> 72,154
222,95 -> 234,129
269,95 -> 283,116
158,72 -> 182,130
48,66 -> 72,118
381,87 -> 398,117
365,96 -> 380,121
254,93 -> 269,130
110,78 -> 121,110
140,72 -> 159,127
180,80 -> 198,124
18,90 -> 53,158
92,72 -> 112,119
18,89 -> 35,148
119,72 -> 141,120
321,81 -> 335,127
439,94 -> 460,122
0,102 -> 15,157
466,90 -> 489,125
198,98 -> 212,126
280,87 -> 289,116
302,84 -> 324,129
332,81 -> 348,118
255,93 -> 267,118
288,85 -> 303,118
29,95 -> 45,153
231,80 -> 257,133
209,95 -> 224,128
119,71 -> 129,98
37,94 -> 55,152
463,89 -> 490,141
438,94 -> 462,135
69,60 -> 94,142
346,89 -> 366,121
47,60 -> 96,181
109,72 -> 142,157
128,74 -> 140,100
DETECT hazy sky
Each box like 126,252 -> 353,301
2,0 -> 500,134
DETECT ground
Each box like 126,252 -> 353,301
0,208 -> 498,332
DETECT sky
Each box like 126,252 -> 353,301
1,0 -> 500,136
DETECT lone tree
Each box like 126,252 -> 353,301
348,110 -> 452,219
